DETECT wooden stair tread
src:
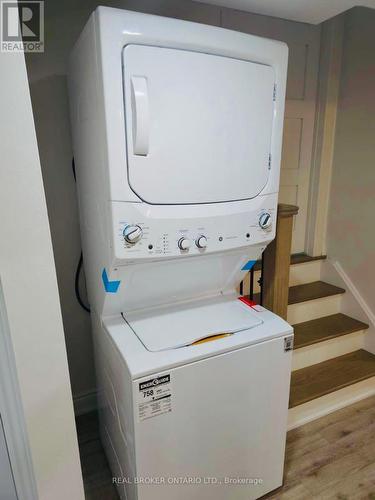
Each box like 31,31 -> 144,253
290,253 -> 327,265
293,313 -> 369,349
252,280 -> 345,305
288,281 -> 345,304
253,252 -> 326,271
289,350 -> 375,408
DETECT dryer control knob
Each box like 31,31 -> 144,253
123,225 -> 143,244
178,237 -> 191,251
259,213 -> 272,230
196,235 -> 207,249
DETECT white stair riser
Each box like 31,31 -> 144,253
289,260 -> 322,287
287,295 -> 342,324
288,376 -> 375,430
242,260 -> 322,294
292,330 -> 366,371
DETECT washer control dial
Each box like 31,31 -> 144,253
259,213 -> 272,230
178,237 -> 191,251
196,235 -> 208,249
123,225 -> 143,244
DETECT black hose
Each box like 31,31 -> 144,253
75,252 -> 90,313
72,157 -> 90,313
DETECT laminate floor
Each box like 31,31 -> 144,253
77,395 -> 375,500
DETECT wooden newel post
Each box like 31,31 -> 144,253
261,204 -> 299,320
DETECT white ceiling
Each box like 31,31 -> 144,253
198,0 -> 375,24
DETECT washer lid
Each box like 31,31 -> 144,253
124,297 -> 263,352
122,45 -> 275,205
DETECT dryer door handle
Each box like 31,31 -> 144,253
131,76 -> 149,156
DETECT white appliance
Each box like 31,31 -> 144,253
68,7 -> 292,500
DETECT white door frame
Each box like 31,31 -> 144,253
0,49 -> 85,500
0,280 -> 38,500
306,15 -> 345,256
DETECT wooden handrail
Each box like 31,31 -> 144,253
261,204 -> 299,320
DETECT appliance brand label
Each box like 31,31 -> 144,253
137,373 -> 172,422
139,374 -> 170,391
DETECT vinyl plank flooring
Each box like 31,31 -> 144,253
284,421 -> 375,483
263,396 -> 375,499
318,400 -> 375,444
76,413 -> 119,500
318,461 -> 375,500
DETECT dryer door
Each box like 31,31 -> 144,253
122,45 -> 275,205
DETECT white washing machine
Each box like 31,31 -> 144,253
68,7 -> 291,500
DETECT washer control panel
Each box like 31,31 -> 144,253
112,198 -> 277,261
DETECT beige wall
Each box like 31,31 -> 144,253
25,0 -> 318,407
327,8 -> 375,315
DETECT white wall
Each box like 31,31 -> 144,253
0,51 -> 84,500
327,7 -> 375,326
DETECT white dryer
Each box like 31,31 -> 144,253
68,7 -> 291,500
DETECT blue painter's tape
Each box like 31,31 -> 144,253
241,260 -> 256,271
102,268 -> 121,293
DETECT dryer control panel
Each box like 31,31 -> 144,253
111,195 -> 277,262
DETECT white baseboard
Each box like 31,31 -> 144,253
73,390 -> 97,416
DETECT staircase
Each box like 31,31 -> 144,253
249,254 -> 375,429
